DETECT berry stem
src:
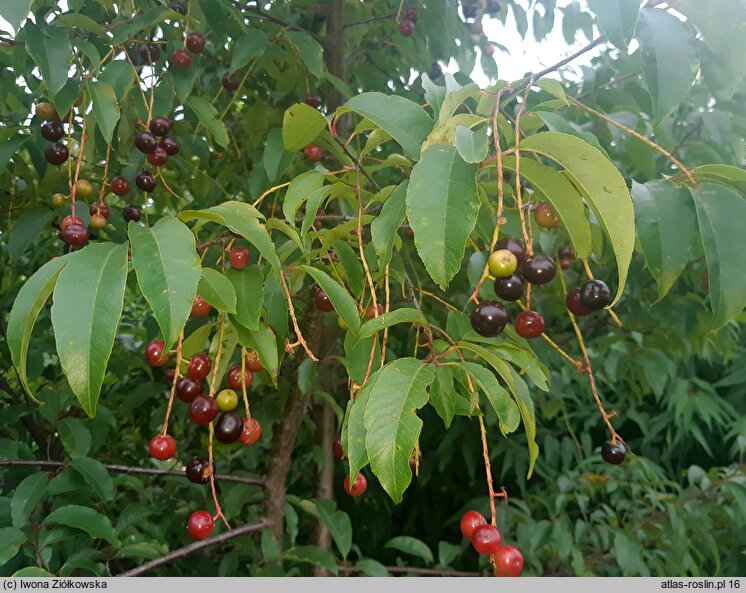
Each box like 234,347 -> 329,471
354,167 -> 378,311
155,170 -> 184,200
581,259 -> 624,327
208,315 -> 226,397
240,347 -> 251,419
279,271 -> 319,361
513,82 -> 534,258
219,63 -> 255,121
97,144 -> 112,201
69,96 -> 89,220
160,331 -> 184,437
557,265 -> 622,442
182,0 -> 192,47
208,423 -> 231,529
121,45 -> 151,114
516,299 -> 583,368
380,264 -> 391,369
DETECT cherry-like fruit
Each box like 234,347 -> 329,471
514,310 -> 544,339
304,93 -> 322,108
41,121 -> 65,142
578,279 -> 611,311
314,289 -> 334,312
35,102 -> 58,120
191,294 -> 212,317
189,395 -> 218,425
365,303 -> 384,320
89,214 -> 107,230
187,510 -> 214,541
111,176 -> 130,196
229,246 -> 249,269
45,142 -> 69,165
61,215 -> 84,230
494,545 -> 523,577
186,457 -> 211,484
215,412 -> 244,444
52,193 -> 66,207
59,224 -> 88,246
240,417 -> 262,445
494,273 -> 524,301
123,204 -> 142,222
222,73 -> 239,91
522,254 -> 556,285
134,131 -> 157,153
486,0 -> 502,14
135,171 -> 156,192
149,116 -> 172,137
188,353 -> 212,380
145,340 -> 170,367
139,43 -> 161,64
160,136 -> 180,156
463,2 -> 479,19
344,473 -> 367,497
304,144 -> 323,161
601,440 -> 626,464
149,435 -> 176,460
244,349 -> 264,372
399,18 -> 415,36
216,388 -> 238,412
171,49 -> 191,68
227,365 -> 253,391
147,146 -> 168,166
472,524 -> 502,554
565,288 -> 592,317
404,6 -> 418,21
488,249 -> 518,278
470,300 -> 508,337
186,32 -> 205,54
534,202 -> 558,228
495,237 -> 526,266
460,510 -> 486,540
176,376 -> 204,403
332,435 -> 344,460
89,202 -> 110,219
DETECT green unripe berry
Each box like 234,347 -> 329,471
52,193 -> 66,207
488,249 -> 518,278
216,388 -> 238,412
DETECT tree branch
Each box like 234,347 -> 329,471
118,521 -> 267,576
0,460 -> 265,487
228,0 -> 323,43
341,565 -> 481,577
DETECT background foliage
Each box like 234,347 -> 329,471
0,0 -> 745,578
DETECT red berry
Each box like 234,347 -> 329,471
149,435 -> 176,460
399,18 -> 415,36
111,177 -> 130,196
176,376 -> 204,403
186,32 -> 205,54
89,202 -> 110,219
59,224 -> 89,246
229,246 -> 249,269
159,136 -> 180,156
365,303 -> 384,320
123,204 -> 141,222
188,353 -> 212,380
472,524 -> 502,554
135,170 -> 156,192
514,310 -> 544,339
171,49 -> 191,68
215,412 -> 244,444
147,146 -> 168,166
344,473 -> 367,497
41,121 -> 65,142
226,365 -> 253,391
222,73 -> 239,91
188,395 -> 218,425
304,144 -> 323,162
149,116 -> 172,137
145,340 -> 170,367
164,367 -> 176,382
304,93 -> 322,108
187,510 -> 214,541
565,288 -> 592,317
460,510 -> 486,540
244,349 -> 264,372
61,215 -> 84,230
240,417 -> 262,445
134,131 -> 157,153
494,545 -> 524,577
404,7 -> 418,22
191,294 -> 212,317
558,246 -> 576,260
185,457 -> 211,484
560,259 -> 571,270
534,201 -> 559,228
332,435 -> 344,460
314,289 -> 334,312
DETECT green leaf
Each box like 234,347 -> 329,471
0,0 -> 32,32
342,93 -> 434,160
229,30 -> 269,73
502,155 -> 592,258
282,103 -> 328,152
264,128 -> 294,182
314,500 -> 352,560
45,505 -> 119,546
0,527 -> 27,565
24,22 -> 71,99
186,96 -> 229,148
406,144 -> 479,290
356,308 -> 426,341
181,324 -> 214,360
99,61 -> 135,98
88,81 -> 120,144
692,164 -> 746,194
11,472 -> 47,528
637,9 -> 699,124
230,319 -> 279,379
13,567 -> 55,577
363,358 -> 436,503
129,217 -> 202,350
613,532 -> 648,576
282,546 -> 338,575
385,536 -> 434,564
430,366 -> 456,429
51,244 -> 128,417
285,31 -> 324,78
57,417 -> 92,458
455,125 -> 489,163
8,209 -> 53,258
692,183 -> 746,328
521,132 -> 634,305
300,265 -> 360,334
70,458 -> 113,502
535,79 -> 569,106
54,13 -> 106,36
346,376 -> 373,481
227,266 -> 263,330
438,81 -> 481,123
459,361 -> 520,434
198,268 -> 237,314
587,0 -> 640,49
371,181 -> 408,270
676,0 -> 746,97
631,181 -> 698,300
355,559 -> 390,577
283,170 -> 325,225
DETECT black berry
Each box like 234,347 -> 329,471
522,254 -> 556,285
470,300 -> 508,337
601,440 -> 626,464
578,279 -> 611,311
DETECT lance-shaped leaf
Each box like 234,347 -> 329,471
587,0 -> 640,49
342,93 -> 434,160
521,132 -> 634,305
346,371 -> 376,483
44,505 -> 119,546
693,183 -> 746,328
230,318 -> 279,381
355,308 -> 426,341
198,268 -> 237,313
283,103 -> 328,152
227,265 -> 263,330
7,255 -> 71,401
363,358 -> 436,503
631,180 -> 698,301
371,181 -> 408,270
406,144 -> 480,290
300,265 -> 360,334
314,500 -> 352,560
129,217 -> 202,350
459,361 -> 520,434
51,243 -> 128,417
88,81 -> 120,144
